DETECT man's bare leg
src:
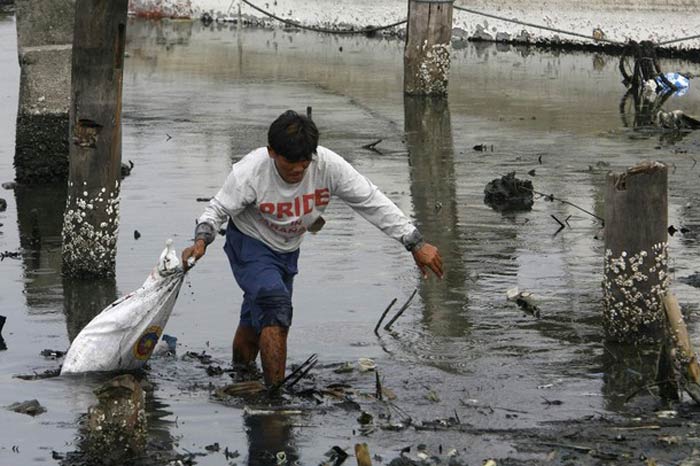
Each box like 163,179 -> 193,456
259,326 -> 288,387
232,324 -> 259,365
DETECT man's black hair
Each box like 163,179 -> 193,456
268,110 -> 319,162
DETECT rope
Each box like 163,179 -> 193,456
237,0 -> 699,47
453,4 -> 623,45
239,0 -> 406,35
658,34 -> 700,46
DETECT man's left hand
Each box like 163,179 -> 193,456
412,243 -> 443,279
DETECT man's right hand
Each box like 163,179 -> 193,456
182,239 -> 207,271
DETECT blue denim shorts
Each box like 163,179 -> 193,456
223,221 -> 299,333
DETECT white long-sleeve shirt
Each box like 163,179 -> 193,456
196,146 -> 420,253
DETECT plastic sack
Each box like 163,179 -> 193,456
61,240 -> 186,374
656,72 -> 690,96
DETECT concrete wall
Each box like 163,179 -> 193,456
14,0 -> 75,183
129,0 -> 700,52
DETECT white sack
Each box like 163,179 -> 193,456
61,240 -> 186,374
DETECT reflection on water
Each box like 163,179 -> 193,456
14,183 -> 65,312
404,96 -> 470,337
14,183 -> 116,339
3,15 -> 700,465
63,278 -> 117,342
245,412 -> 298,466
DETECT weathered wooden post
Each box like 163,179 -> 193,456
603,161 -> 668,343
404,0 -> 453,95
62,0 -> 129,277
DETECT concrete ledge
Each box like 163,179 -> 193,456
15,113 -> 69,183
130,0 -> 700,52
17,47 -> 71,115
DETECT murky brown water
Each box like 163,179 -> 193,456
1,15 -> 700,465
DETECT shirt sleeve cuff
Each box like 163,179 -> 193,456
402,228 -> 425,252
194,222 -> 216,245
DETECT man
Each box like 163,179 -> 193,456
182,110 -> 443,388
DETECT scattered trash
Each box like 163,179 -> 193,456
40,349 -> 65,359
7,399 -> 46,416
204,442 -> 220,452
0,251 -> 21,261
680,273 -> 700,288
216,381 -> 266,398
506,287 -> 541,318
473,144 -> 493,152
184,350 -> 214,365
324,446 -> 348,465
0,315 -> 5,351
357,411 -> 373,425
276,451 -> 287,465
333,362 -> 354,374
655,410 -> 677,419
14,368 -> 61,380
223,447 -> 240,460
358,358 -> 376,372
153,335 -> 177,357
120,160 -> 134,178
668,225 -> 690,236
484,172 -> 534,212
61,240 -> 187,373
362,139 -> 383,154
206,365 -> 224,376
2,181 -> 16,190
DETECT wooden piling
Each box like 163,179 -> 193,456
404,0 -> 453,96
62,0 -> 129,277
603,161 -> 668,343
354,443 -> 372,466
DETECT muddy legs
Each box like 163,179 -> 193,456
232,324 -> 259,364
259,326 -> 288,387
232,324 -> 288,387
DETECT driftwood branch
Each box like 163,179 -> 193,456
374,298 -> 397,335
384,288 -> 419,331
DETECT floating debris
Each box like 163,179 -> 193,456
358,358 -> 376,372
680,272 -> 700,288
0,315 -> 5,351
2,181 -> 16,190
0,198 -> 6,211
133,229 -> 141,240
506,287 -> 541,318
7,399 -> 46,416
484,172 -> 534,212
0,250 -> 21,261
120,160 -> 134,178
14,368 -> 61,380
40,349 -> 65,359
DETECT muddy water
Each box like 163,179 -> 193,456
1,16 -> 700,465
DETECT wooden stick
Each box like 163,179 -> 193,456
374,298 -> 397,335
375,371 -> 383,401
354,443 -> 372,466
661,292 -> 700,383
384,289 -> 418,331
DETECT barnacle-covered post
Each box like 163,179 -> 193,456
404,0 -> 454,96
62,0 -> 129,277
603,161 -> 668,343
